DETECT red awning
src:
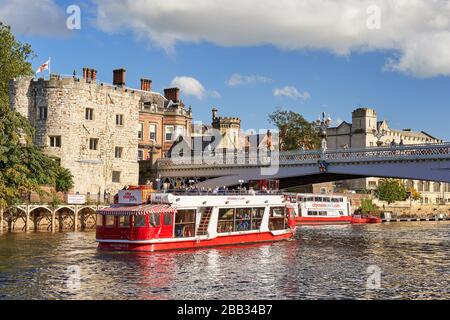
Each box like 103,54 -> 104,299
97,204 -> 177,216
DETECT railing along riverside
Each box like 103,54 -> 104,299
157,142 -> 450,168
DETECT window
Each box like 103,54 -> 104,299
217,208 -> 235,233
89,138 -> 98,150
138,149 -> 144,161
165,125 -> 175,141
105,215 -> 115,227
150,213 -> 160,227
235,208 -> 252,231
39,106 -> 47,120
175,210 -> 196,238
116,114 -> 124,126
433,182 -> 441,193
149,123 -> 157,141
138,122 -> 143,140
96,215 -> 103,226
115,146 -> 123,159
85,108 -> 94,120
49,136 -> 61,148
163,213 -> 173,226
119,216 -> 130,228
269,207 -> 286,231
134,215 -> 147,227
251,208 -> 265,230
112,171 -> 121,183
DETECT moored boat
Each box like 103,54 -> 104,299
289,194 -> 353,225
351,215 -> 382,224
96,189 -> 297,252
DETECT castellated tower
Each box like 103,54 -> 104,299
9,71 -> 140,195
211,107 -> 241,150
350,107 -> 378,148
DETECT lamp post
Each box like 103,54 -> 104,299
316,112 -> 332,152
373,122 -> 386,147
238,179 -> 244,194
155,178 -> 161,191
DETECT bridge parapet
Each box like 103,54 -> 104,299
157,142 -> 450,170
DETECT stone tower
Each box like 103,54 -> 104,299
351,107 -> 379,148
211,107 -> 241,150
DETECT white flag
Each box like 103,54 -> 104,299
36,58 -> 51,74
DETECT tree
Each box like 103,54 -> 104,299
0,22 -> 73,209
409,187 -> 421,201
0,22 -> 34,113
375,179 -> 408,204
268,108 -> 320,151
355,198 -> 379,214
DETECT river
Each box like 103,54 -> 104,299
0,221 -> 449,300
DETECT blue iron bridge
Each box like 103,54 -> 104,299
155,142 -> 450,189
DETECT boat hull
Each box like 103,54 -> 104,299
97,230 -> 295,252
351,216 -> 382,224
295,216 -> 352,225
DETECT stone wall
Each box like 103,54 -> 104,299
10,76 -> 140,195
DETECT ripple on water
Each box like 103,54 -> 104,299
0,221 -> 449,299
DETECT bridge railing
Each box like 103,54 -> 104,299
156,142 -> 450,168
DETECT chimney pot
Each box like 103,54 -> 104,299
113,68 -> 126,86
140,78 -> 152,92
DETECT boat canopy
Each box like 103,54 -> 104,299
97,204 -> 177,216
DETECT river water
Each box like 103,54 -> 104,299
0,222 -> 449,300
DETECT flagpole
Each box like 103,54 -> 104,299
48,57 -> 51,80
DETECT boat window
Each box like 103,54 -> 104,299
217,208 -> 235,233
96,214 -> 103,226
163,213 -> 173,226
251,207 -> 265,230
318,211 -> 328,216
307,197 -> 314,202
314,197 -> 321,202
175,209 -> 196,238
119,216 -> 130,228
235,208 -> 252,232
307,211 -> 318,216
105,215 -> 115,227
134,215 -> 147,227
269,207 -> 286,231
149,212 -> 160,227
339,211 -> 344,216
339,198 -> 343,202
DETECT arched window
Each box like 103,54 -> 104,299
433,182 -> 441,193
417,181 -> 424,192
424,181 -> 430,192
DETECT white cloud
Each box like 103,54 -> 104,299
226,74 -> 272,86
170,76 -> 206,100
0,0 -> 69,36
274,86 -> 311,101
170,76 -> 220,100
93,0 -> 450,78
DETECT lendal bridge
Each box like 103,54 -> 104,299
154,142 -> 450,189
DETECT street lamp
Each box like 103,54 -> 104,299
316,112 -> 332,152
238,179 -> 244,194
155,178 -> 161,191
373,122 -> 387,146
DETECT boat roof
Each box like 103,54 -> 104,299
97,204 -> 176,216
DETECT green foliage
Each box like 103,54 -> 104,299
0,22 -> 73,208
355,198 -> 379,214
0,22 -> 34,113
375,179 -> 408,204
409,187 -> 421,201
268,108 -> 321,151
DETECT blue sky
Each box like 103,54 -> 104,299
3,0 -> 450,139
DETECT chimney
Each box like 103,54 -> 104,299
212,107 -> 218,121
86,68 -> 92,81
164,87 -> 180,102
91,69 -> 97,82
82,68 -> 87,80
113,68 -> 126,86
140,78 -> 152,92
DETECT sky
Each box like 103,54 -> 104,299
1,0 -> 450,139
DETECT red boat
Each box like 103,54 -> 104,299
96,190 -> 297,252
288,194 -> 353,225
351,215 -> 382,224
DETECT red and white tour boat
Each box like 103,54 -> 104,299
289,193 -> 353,225
96,189 -> 297,252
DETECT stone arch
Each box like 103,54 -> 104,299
3,206 -> 26,232
54,206 -> 75,231
78,207 -> 97,231
29,206 -> 53,232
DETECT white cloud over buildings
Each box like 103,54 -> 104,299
170,76 -> 220,100
274,86 -> 311,101
94,0 -> 450,78
226,74 -> 273,86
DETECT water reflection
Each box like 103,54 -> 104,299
0,222 -> 449,299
